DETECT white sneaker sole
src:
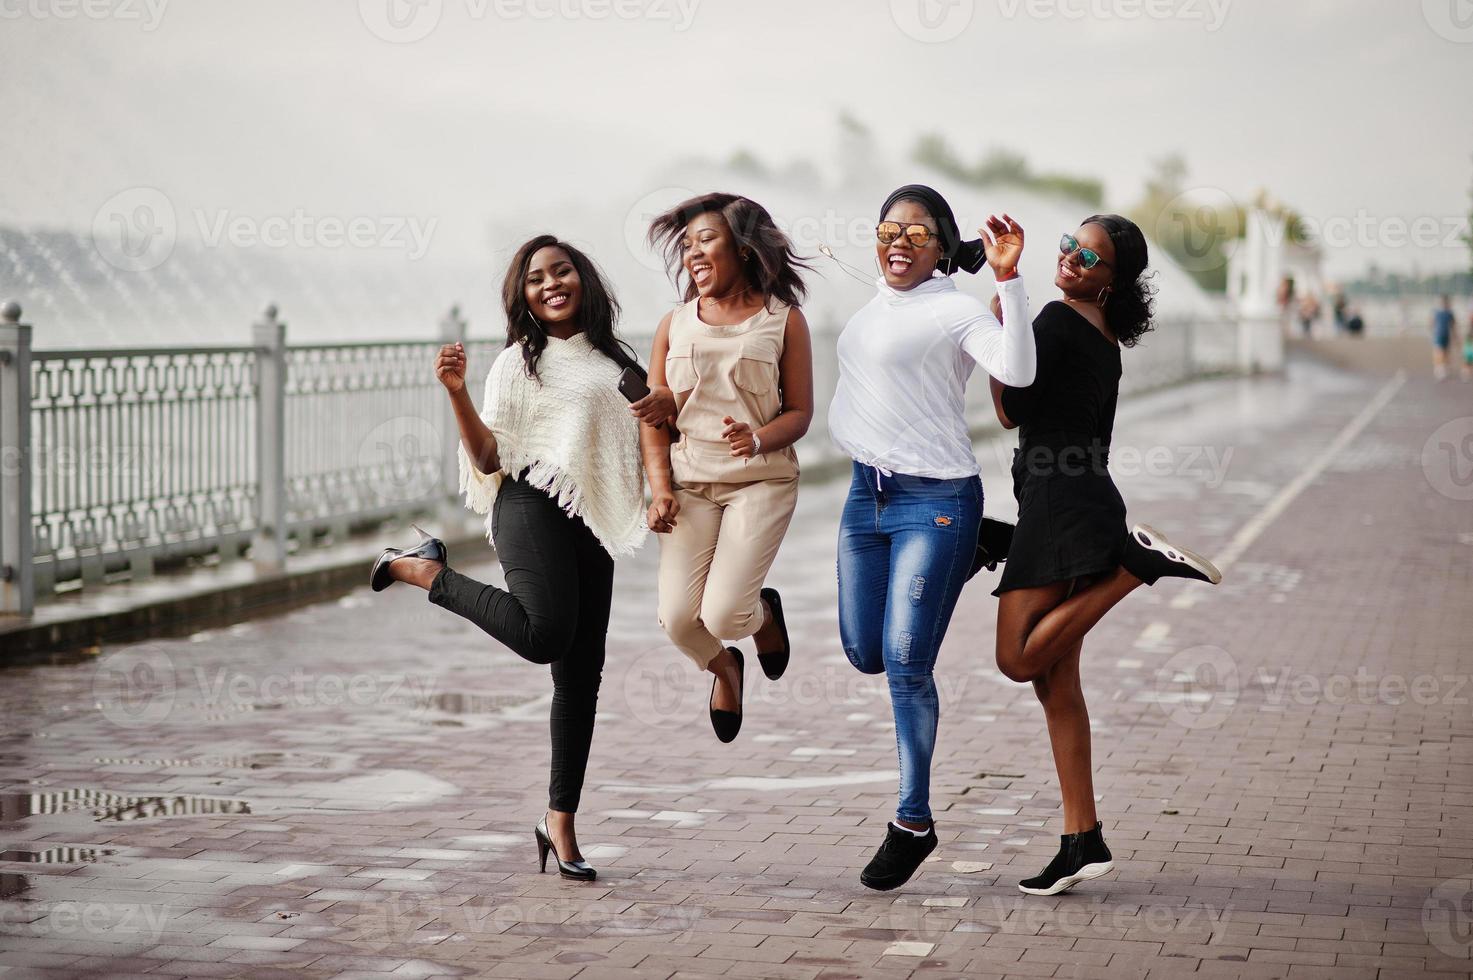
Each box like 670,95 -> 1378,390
1132,524 -> 1223,585
1017,860 -> 1114,896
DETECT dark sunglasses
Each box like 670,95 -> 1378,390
877,220 -> 938,248
1059,233 -> 1111,270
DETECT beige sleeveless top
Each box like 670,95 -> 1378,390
665,297 -> 799,485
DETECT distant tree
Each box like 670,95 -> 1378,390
727,150 -> 769,178
910,133 -> 1102,207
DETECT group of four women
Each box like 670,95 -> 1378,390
369,185 -> 1223,896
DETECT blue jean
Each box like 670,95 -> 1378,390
837,461 -> 982,825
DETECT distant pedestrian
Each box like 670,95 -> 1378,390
1433,295 -> 1455,381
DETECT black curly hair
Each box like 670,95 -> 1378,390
1083,213 -> 1156,348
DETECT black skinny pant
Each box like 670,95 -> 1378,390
427,476 -> 613,813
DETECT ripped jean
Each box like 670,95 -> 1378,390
837,461 -> 982,825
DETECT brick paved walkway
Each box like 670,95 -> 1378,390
2,356 -> 1471,979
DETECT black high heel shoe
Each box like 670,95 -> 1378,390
370,523 -> 447,592
534,815 -> 596,881
709,647 -> 744,743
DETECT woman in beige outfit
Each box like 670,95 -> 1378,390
639,192 -> 814,742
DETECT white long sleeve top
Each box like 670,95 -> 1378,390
828,273 -> 1033,479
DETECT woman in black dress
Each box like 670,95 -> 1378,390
990,215 -> 1222,896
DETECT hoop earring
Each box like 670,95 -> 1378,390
523,309 -> 542,332
1096,285 -> 1112,306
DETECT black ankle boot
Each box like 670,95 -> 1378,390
860,822 -> 937,891
1121,523 -> 1221,586
1018,821 -> 1113,896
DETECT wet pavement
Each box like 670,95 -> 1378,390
1,355 -> 1471,979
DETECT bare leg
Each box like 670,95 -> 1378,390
386,555 -> 444,591
1032,638 -> 1096,834
751,598 -> 780,653
996,567 -> 1142,683
545,809 -> 583,863
707,646 -> 742,714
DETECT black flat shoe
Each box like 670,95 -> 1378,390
860,821 -> 937,891
1018,821 -> 1113,896
756,587 -> 790,681
534,815 -> 596,881
370,523 -> 448,592
968,516 -> 1016,579
1121,523 -> 1221,586
709,647 -> 744,743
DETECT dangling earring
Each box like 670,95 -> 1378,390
523,308 -> 543,333
1096,285 -> 1112,307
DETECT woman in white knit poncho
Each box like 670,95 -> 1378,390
371,235 -> 655,880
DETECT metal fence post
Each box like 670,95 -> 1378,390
438,304 -> 467,530
252,304 -> 287,573
0,300 -> 35,616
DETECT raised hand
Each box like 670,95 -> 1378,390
722,416 -> 756,458
435,342 -> 467,394
980,213 -> 1024,280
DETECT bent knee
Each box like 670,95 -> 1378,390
995,651 -> 1037,684
700,600 -> 759,642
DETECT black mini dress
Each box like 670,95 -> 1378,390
993,301 -> 1127,595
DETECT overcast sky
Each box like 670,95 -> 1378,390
3,0 -> 1470,280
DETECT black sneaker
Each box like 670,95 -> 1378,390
1018,821 -> 1113,896
859,822 -> 937,891
1122,523 -> 1222,586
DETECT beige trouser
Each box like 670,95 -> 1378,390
656,477 -> 799,668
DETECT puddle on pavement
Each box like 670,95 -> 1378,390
0,846 -> 115,864
92,752 -> 339,771
419,692 -> 542,715
0,789 -> 252,824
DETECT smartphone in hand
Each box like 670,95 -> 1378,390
618,366 -> 651,403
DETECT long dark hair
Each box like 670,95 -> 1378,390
501,235 -> 642,381
647,192 -> 811,309
1083,213 -> 1156,348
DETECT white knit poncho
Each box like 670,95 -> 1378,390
457,333 -> 648,557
